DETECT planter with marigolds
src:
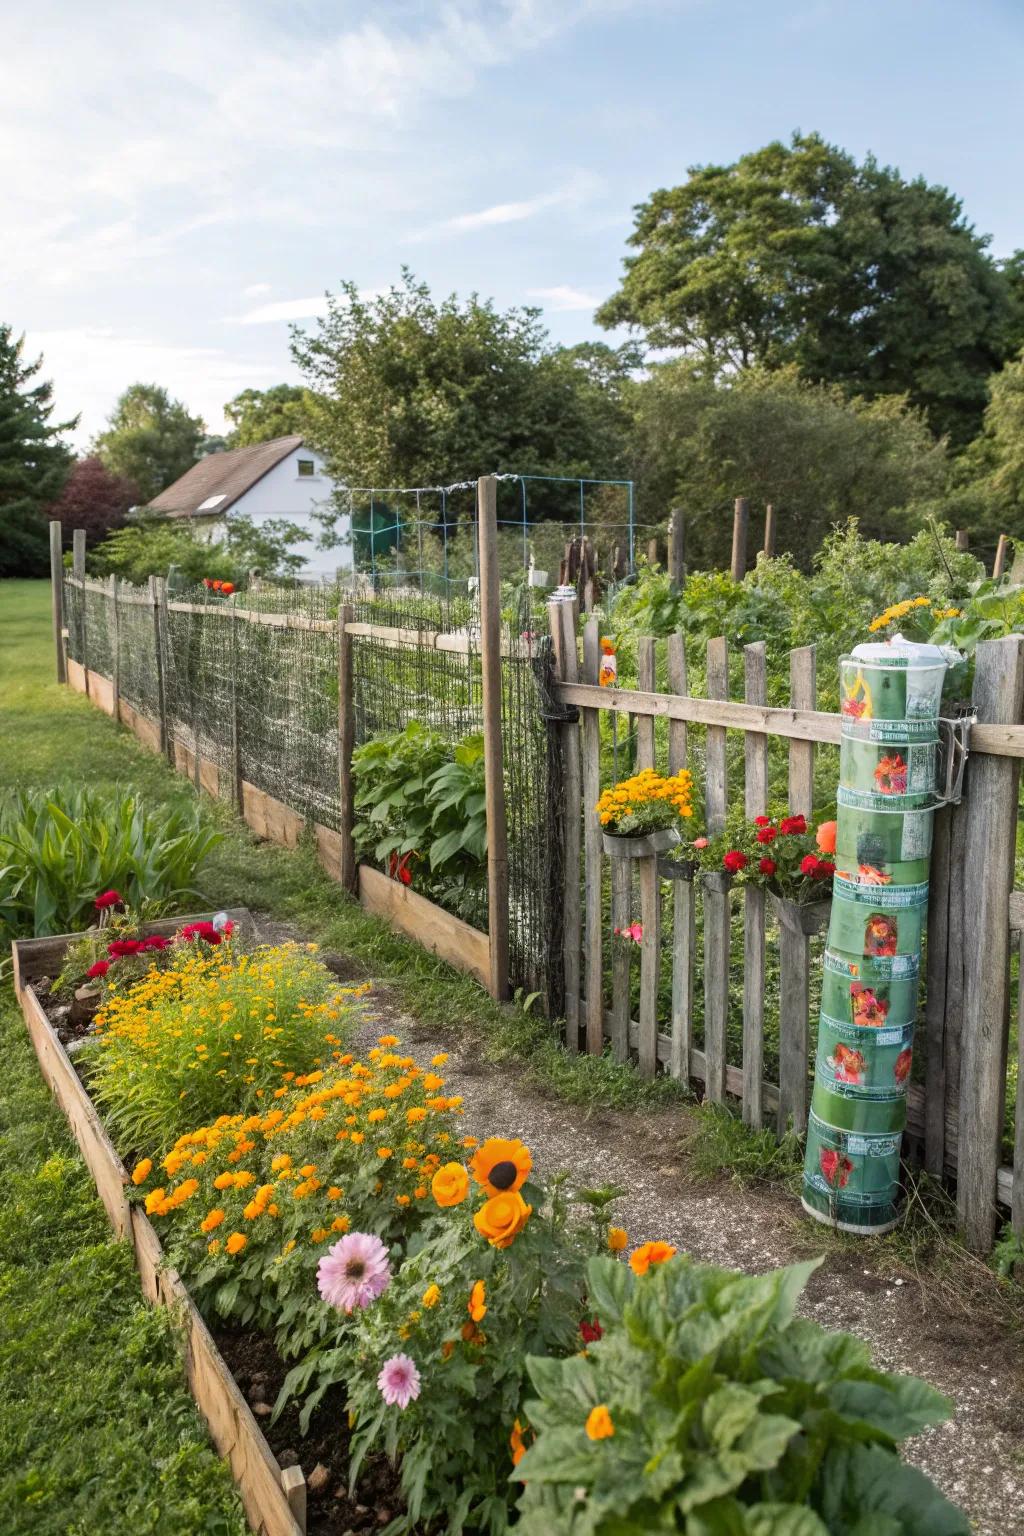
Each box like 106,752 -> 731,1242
595,768 -> 694,858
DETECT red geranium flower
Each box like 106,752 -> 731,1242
94,890 -> 123,910
754,816 -> 772,827
180,921 -> 222,945
212,579 -> 223,591
141,934 -> 172,951
86,960 -> 110,979
758,857 -> 777,876
579,1317 -> 603,1344
755,826 -> 777,844
799,854 -> 819,875
811,859 -> 835,881
722,850 -> 748,873
203,577 -> 213,589
779,815 -> 807,835
107,938 -> 143,958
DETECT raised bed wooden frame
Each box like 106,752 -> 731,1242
11,913 -> 306,1536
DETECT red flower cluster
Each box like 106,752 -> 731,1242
722,849 -> 748,873
758,857 -> 777,876
799,854 -> 835,881
202,578 -> 236,595
180,919 -> 233,946
778,814 -> 807,836
579,1317 -> 603,1344
87,960 -> 110,979
755,826 -> 777,845
95,889 -> 124,911
107,934 -> 173,958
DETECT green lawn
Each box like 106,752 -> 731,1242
1,579 -> 677,1535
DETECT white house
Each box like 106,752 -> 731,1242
146,435 -> 351,578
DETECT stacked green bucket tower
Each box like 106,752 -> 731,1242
802,636 -> 951,1234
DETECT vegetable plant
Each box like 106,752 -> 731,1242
515,1253 -> 966,1534
0,786 -> 222,941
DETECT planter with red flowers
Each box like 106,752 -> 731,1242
722,814 -> 837,932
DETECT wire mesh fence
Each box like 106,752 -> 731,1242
62,572 -> 561,1005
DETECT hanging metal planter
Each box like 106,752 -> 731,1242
601,826 -> 680,859
768,892 -> 832,937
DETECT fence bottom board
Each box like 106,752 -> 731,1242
118,698 -> 163,754
242,782 -> 304,848
11,940 -> 304,1536
358,865 -> 491,989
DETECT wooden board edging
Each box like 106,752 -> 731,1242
11,927 -> 304,1536
358,865 -> 491,988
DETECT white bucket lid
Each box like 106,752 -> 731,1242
848,632 -> 950,667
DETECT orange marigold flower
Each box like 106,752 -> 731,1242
431,1162 -> 470,1208
607,1225 -> 628,1252
200,1209 -> 226,1233
470,1138 -> 532,1197
474,1190 -> 532,1249
629,1240 -> 677,1275
145,1187 -> 167,1215
377,1147 -> 393,1160
225,1232 -> 247,1256
131,1158 -> 153,1186
585,1404 -> 614,1441
468,1280 -> 487,1322
510,1418 -> 528,1468
422,1284 -> 441,1308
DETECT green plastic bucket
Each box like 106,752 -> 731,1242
835,788 -> 934,864
821,948 -> 920,1029
832,854 -> 932,888
827,880 -> 929,959
812,1014 -> 914,1128
840,650 -> 946,722
803,1111 -> 903,1232
839,735 -> 938,797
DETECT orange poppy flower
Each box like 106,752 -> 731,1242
470,1137 -> 532,1196
629,1239 -> 677,1275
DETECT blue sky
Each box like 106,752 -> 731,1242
4,0 -> 1022,444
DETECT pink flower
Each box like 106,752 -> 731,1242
86,960 -> 110,979
692,837 -> 709,850
627,921 -> 643,944
377,1353 -> 421,1409
317,1232 -> 391,1314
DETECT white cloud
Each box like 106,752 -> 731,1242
527,285 -> 601,312
409,172 -> 602,242
242,283 -> 272,298
228,296 -> 332,326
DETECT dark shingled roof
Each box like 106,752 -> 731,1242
147,435 -> 305,517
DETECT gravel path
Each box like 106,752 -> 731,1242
381,998 -> 1024,1535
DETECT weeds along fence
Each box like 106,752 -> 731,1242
49,499 -> 1024,1252
547,606 -> 1024,1254
52,487 -> 560,1011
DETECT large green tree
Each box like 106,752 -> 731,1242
629,363 -> 949,568
92,383 -> 205,503
224,384 -> 312,447
0,326 -> 75,576
291,272 -> 635,511
598,133 -> 1014,445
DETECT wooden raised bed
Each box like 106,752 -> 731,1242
11,913 -> 306,1536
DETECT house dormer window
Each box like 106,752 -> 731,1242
297,458 -> 316,477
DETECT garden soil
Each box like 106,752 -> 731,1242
352,986 -> 1024,1536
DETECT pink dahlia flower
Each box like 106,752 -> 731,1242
317,1232 -> 391,1313
377,1353 -> 421,1409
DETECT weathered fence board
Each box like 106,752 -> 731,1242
742,642 -> 768,1127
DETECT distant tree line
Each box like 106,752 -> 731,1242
3,131 -> 1023,577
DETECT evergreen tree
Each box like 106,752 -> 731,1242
0,325 -> 76,577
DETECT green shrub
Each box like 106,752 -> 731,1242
515,1253 -> 966,1535
0,787 -> 222,941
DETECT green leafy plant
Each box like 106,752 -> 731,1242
352,724 -> 488,918
0,787 -> 222,941
515,1253 -> 966,1535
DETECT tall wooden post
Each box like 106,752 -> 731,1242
581,620 -> 604,1056
549,599 -> 581,1048
993,534 -> 1009,579
667,508 -> 685,589
337,603 -> 357,894
730,497 -> 749,581
110,575 -> 120,723
477,476 -> 510,1002
150,575 -> 170,761
646,536 -> 659,567
763,503 -> 777,560
777,645 -> 817,1136
955,529 -> 970,552
957,636 -> 1024,1250
49,521 -> 66,684
742,642 -> 768,1126
229,599 -> 243,812
72,528 -> 88,691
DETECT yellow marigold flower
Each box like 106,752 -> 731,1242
131,1158 -> 153,1186
207,1239 -> 221,1255
331,1216 -> 350,1234
271,1154 -> 292,1172
395,1194 -> 411,1207
431,1053 -> 449,1066
225,1232 -> 247,1256
378,1034 -> 400,1047
402,1156 -> 418,1170
368,1108 -> 387,1123
422,1284 -> 441,1309
145,1187 -> 167,1215
629,1240 -> 677,1275
350,1132 -> 365,1145
585,1404 -> 614,1441
413,1185 -> 427,1199
311,1227 -> 329,1243
300,1164 -> 316,1177
406,1107 -> 427,1124
607,1225 -> 628,1252
468,1280 -> 487,1322
200,1209 -> 226,1233
377,1147 -> 393,1160
327,1186 -> 343,1200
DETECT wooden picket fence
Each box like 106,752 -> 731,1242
548,604 -> 1024,1252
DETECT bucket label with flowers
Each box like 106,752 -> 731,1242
803,634 -> 954,1234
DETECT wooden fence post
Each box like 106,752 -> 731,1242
229,600 -> 244,813
549,599 -> 581,1048
957,635 -> 1024,1250
72,529 -> 88,691
635,638 -> 659,1077
150,575 -> 171,762
337,603 -> 357,894
668,509 -> 685,589
742,642 -> 768,1126
110,575 -> 120,723
477,475 -> 510,1002
581,620 -> 604,1055
667,633 -> 694,1080
730,498 -> 748,582
763,504 -> 777,560
777,645 -> 817,1136
703,637 -> 730,1102
955,529 -> 970,552
992,535 -> 1010,579
49,521 -> 66,684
